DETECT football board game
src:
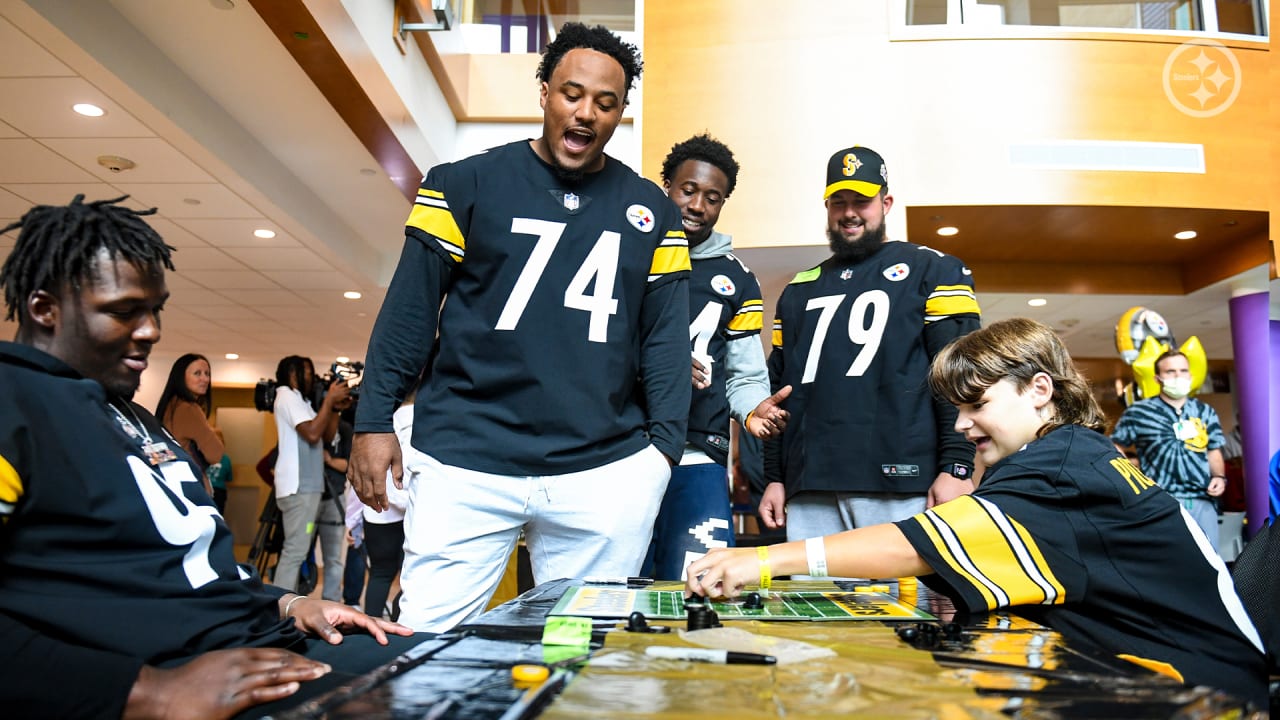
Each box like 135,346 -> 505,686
550,586 -> 935,621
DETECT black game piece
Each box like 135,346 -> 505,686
743,592 -> 763,610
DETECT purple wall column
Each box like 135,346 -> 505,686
1228,290 -> 1268,538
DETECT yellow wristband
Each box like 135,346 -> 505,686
756,546 -> 772,589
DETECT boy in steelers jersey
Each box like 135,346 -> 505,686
351,24 -> 692,632
688,319 -> 1266,708
643,134 -> 790,580
761,146 -> 981,541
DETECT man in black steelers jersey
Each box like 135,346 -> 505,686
760,146 -> 982,548
642,133 -> 791,580
350,24 -> 691,631
0,196 -> 416,719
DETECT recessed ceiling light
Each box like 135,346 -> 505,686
1173,230 -> 1197,240
253,228 -> 276,239
224,353 -> 240,360
343,291 -> 362,300
936,226 -> 959,237
336,356 -> 350,363
1027,298 -> 1048,307
72,103 -> 105,117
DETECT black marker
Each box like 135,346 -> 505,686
583,576 -> 655,586
644,647 -> 777,665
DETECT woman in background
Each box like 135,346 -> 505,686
157,353 -> 228,511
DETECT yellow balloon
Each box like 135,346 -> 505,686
1181,336 -> 1207,395
1132,336 -> 1167,401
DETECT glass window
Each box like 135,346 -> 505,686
904,0 -> 1267,34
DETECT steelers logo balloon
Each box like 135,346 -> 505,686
1115,307 -> 1175,365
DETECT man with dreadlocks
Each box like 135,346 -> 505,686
0,196 -> 416,719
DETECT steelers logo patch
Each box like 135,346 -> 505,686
711,274 -> 736,296
883,263 -> 910,281
626,204 -> 656,233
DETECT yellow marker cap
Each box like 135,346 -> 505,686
512,664 -> 550,686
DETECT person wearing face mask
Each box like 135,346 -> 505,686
1113,350 -> 1226,552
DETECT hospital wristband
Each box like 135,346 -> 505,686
756,546 -> 772,590
806,537 -> 829,577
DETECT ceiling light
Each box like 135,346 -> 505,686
1027,298 -> 1048,307
224,353 -> 240,360
72,103 -> 105,117
336,356 -> 350,363
935,226 -> 959,237
253,228 -> 276,239
343,291 -> 362,300
1173,230 -> 1197,240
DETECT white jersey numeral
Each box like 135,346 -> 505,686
689,301 -> 721,382
496,218 -> 621,343
128,455 -> 221,588
564,231 -> 620,343
799,290 -> 891,384
689,301 -> 721,357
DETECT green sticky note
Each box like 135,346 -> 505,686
542,616 -> 592,646
542,616 -> 592,666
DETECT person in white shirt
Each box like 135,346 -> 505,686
272,355 -> 350,594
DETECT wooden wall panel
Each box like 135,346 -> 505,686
641,2 -> 1275,251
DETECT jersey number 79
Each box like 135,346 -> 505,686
800,290 -> 890,384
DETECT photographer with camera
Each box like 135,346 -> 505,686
272,356 -> 351,597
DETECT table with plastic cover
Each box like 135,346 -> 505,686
274,578 -> 1254,719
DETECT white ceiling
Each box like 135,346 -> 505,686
0,0 -> 1272,411
0,0 -> 406,398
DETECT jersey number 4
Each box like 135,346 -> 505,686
800,290 -> 890,384
495,218 -> 619,343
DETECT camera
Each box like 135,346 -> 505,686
313,360 -> 364,407
253,360 -> 364,412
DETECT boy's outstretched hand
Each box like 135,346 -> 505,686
685,547 -> 764,600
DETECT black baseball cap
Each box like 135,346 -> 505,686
824,146 -> 888,199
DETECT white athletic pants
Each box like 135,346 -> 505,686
398,444 -> 671,633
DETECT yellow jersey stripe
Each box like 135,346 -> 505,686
406,203 -> 465,259
929,496 -> 1065,606
418,188 -> 444,200
0,452 -> 22,517
727,310 -> 763,333
925,295 -> 981,321
916,507 -> 1000,609
649,245 -> 691,277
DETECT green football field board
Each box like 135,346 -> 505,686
549,586 -> 935,621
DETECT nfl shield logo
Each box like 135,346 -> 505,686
563,192 -> 580,211
840,268 -> 853,280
